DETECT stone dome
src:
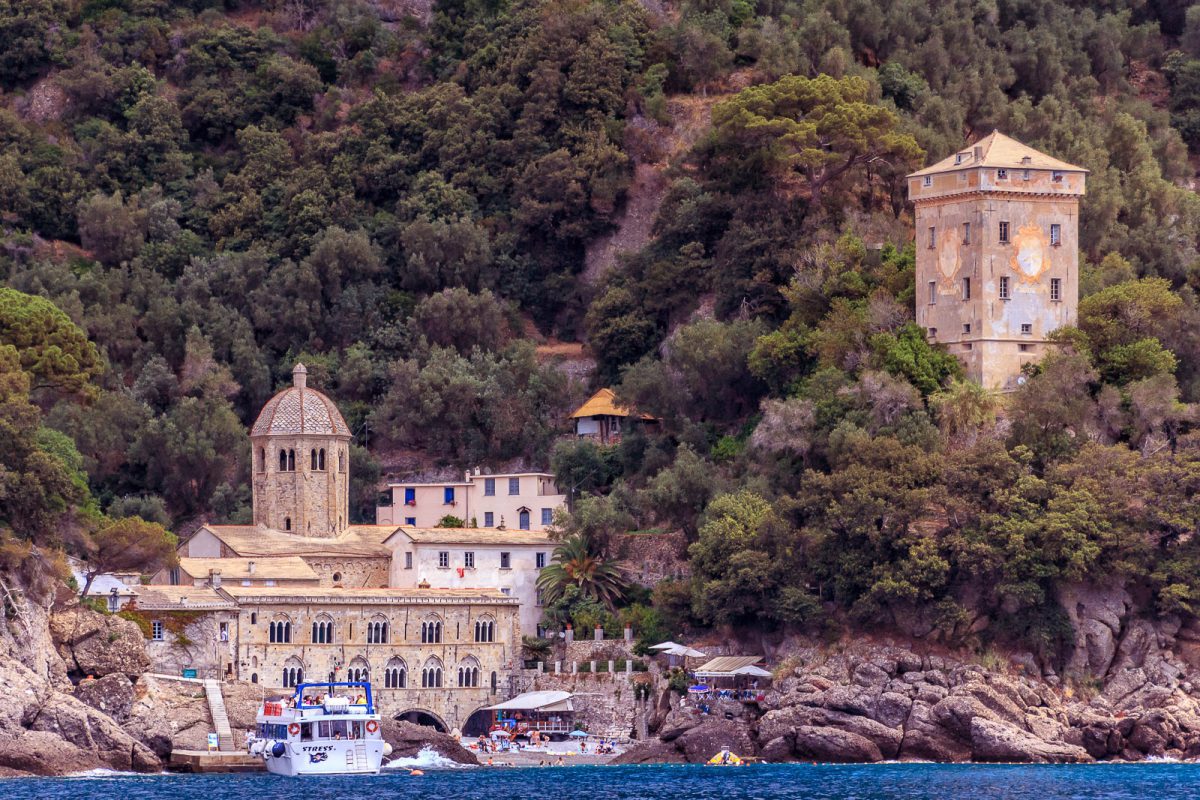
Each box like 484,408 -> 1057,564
250,364 -> 351,437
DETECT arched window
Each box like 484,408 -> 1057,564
420,617 -> 443,644
367,617 -> 388,644
384,657 -> 407,689
312,616 -> 333,645
311,449 -> 318,470
340,450 -> 346,472
474,617 -> 495,643
287,449 -> 295,471
269,617 -> 292,644
251,673 -> 258,684
258,448 -> 265,472
421,657 -> 443,688
458,657 -> 481,687
282,657 -> 303,688
251,612 -> 257,625
319,449 -> 326,470
284,517 -> 291,531
279,450 -> 288,471
348,657 -> 370,684
490,671 -> 497,693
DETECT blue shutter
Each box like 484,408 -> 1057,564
444,487 -> 455,504
404,487 -> 415,504
541,508 -> 553,525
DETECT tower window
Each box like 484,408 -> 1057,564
962,277 -> 971,300
284,517 -> 291,531
922,175 -> 932,187
280,450 -> 288,471
963,323 -> 971,334
1050,224 -> 1061,246
319,449 -> 325,470
258,448 -> 265,472
999,276 -> 1010,300
311,449 -> 318,470
997,168 -> 1008,179
928,281 -> 936,305
287,450 -> 295,471
339,450 -> 345,472
962,222 -> 971,244
999,221 -> 1010,243
928,226 -> 936,249
1021,323 -> 1032,335
1050,278 -> 1062,302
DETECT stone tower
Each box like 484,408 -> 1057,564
250,364 -> 352,538
907,131 -> 1088,390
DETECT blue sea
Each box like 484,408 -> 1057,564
10,763 -> 1200,800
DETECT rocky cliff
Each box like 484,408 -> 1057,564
621,588 -> 1200,765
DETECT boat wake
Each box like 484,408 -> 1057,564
384,746 -> 473,770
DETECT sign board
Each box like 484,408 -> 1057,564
207,733 -> 218,751
183,668 -> 198,679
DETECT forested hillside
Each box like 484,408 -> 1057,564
4,0 -> 1200,670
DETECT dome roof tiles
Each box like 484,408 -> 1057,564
250,364 -> 351,437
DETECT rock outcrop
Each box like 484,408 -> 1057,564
379,719 -> 479,765
0,582 -> 162,776
631,623 -> 1200,765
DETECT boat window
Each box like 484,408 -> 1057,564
330,720 -> 349,739
302,723 -> 314,742
318,721 -> 331,739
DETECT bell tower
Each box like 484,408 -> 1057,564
907,132 -> 1087,390
249,364 -> 352,538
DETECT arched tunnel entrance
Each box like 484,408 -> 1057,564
462,708 -> 493,738
395,709 -> 448,733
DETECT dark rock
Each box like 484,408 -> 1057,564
674,718 -> 758,763
898,701 -> 972,761
379,719 -> 478,765
50,607 -> 150,679
610,739 -> 687,764
75,673 -> 133,721
792,725 -> 883,763
760,735 -> 794,762
970,718 -> 1091,763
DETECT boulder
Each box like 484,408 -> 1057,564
1058,582 -> 1131,677
791,725 -> 883,763
674,718 -> 757,763
25,692 -> 160,771
74,673 -> 134,721
969,718 -> 1091,763
610,739 -> 687,764
0,731 -> 96,776
898,701 -> 972,762
379,719 -> 478,765
50,606 -> 150,678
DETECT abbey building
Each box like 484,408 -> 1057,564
907,131 -> 1088,390
142,364 -> 555,735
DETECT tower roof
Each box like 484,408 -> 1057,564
250,363 -> 351,437
908,131 -> 1087,178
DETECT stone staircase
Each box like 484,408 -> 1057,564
203,679 -> 236,752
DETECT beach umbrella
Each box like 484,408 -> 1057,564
665,645 -> 706,658
687,685 -> 710,693
568,730 -> 589,738
649,641 -> 681,651
490,730 -> 510,738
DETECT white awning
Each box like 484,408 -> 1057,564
483,691 -> 574,712
664,645 -> 706,657
731,664 -> 773,678
693,656 -> 769,678
649,641 -> 682,650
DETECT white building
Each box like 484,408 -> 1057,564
376,471 -> 566,531
384,527 -> 554,636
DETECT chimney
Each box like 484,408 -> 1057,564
293,363 -> 307,389
465,470 -> 470,482
209,569 -> 221,588
247,560 -> 255,575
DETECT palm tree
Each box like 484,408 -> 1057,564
536,534 -> 630,609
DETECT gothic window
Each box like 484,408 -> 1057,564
367,618 -> 389,644
251,612 -> 257,625
270,618 -> 292,643
280,450 -> 288,471
348,657 -> 369,683
311,449 -> 318,470
319,449 -> 326,470
312,617 -> 333,644
474,617 -> 495,643
421,657 -> 444,688
420,617 -> 443,644
384,658 -> 408,689
458,657 -> 481,687
282,658 -> 304,688
287,450 -> 295,471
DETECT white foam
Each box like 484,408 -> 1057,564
63,769 -> 146,779
384,745 -> 474,770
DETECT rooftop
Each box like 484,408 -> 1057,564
178,556 -> 319,582
385,527 -> 554,546
909,131 -> 1087,178
221,585 -> 516,604
135,585 -> 237,610
250,363 -> 351,438
198,524 -> 398,558
569,388 -> 655,420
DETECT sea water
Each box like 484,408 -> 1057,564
10,762 -> 1200,800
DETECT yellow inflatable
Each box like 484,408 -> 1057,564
706,749 -> 743,766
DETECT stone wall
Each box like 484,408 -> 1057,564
523,669 -> 653,739
251,434 -> 350,538
142,610 -> 238,680
302,557 -> 390,589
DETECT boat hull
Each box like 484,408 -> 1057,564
259,739 -> 385,776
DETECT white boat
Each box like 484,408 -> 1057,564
249,681 -> 391,776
